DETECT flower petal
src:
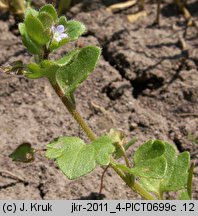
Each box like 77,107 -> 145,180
60,33 -> 68,39
57,25 -> 65,33
56,37 -> 62,42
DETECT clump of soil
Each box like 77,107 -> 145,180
0,0 -> 197,199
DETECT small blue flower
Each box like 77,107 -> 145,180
51,25 -> 68,42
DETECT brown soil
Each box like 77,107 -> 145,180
0,0 -> 198,199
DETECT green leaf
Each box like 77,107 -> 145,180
46,138 -> 95,180
134,140 -> 166,163
140,178 -> 161,195
163,151 -> 190,191
25,59 -> 63,80
25,13 -> 51,45
40,4 -> 58,22
40,60 -> 62,79
178,162 -> 194,200
25,7 -> 39,17
136,140 -> 191,196
179,191 -> 191,200
45,136 -> 114,180
38,12 -> 54,29
92,136 -> 115,166
9,143 -> 35,163
66,20 -> 86,41
115,140 -> 167,179
19,23 -> 42,54
59,16 -> 67,27
123,158 -> 167,179
50,38 -> 71,52
49,40 -> 60,52
124,138 -> 137,151
187,163 -> 194,199
57,144 -> 95,180
46,137 -> 85,159
25,63 -> 44,79
56,46 -> 101,98
25,50 -> 80,80
55,49 -> 79,66
135,140 -> 176,195
160,143 -> 178,188
115,156 -> 167,179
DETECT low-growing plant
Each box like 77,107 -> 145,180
1,4 -> 194,200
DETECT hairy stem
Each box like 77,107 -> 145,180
49,79 -> 156,200
50,80 -> 96,141
117,142 -> 131,167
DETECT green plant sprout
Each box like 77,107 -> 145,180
1,4 -> 194,200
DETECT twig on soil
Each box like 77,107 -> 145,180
127,10 -> 147,23
106,0 -> 137,13
155,0 -> 161,25
178,34 -> 187,50
0,170 -> 27,183
0,1 -> 8,10
174,0 -> 193,27
99,166 -> 109,194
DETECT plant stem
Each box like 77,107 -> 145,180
50,80 -> 96,141
110,160 -> 156,200
49,79 -> 156,200
118,142 -> 131,167
99,165 -> 109,194
132,182 -> 156,200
